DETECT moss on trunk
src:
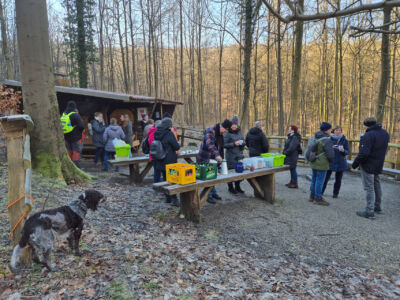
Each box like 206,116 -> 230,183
60,153 -> 93,184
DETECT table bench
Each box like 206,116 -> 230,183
153,166 -> 290,222
108,152 -> 198,184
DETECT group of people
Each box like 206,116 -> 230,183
61,100 -> 136,171
62,101 -> 390,219
193,115 -> 389,219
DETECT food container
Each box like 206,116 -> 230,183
261,153 -> 286,167
166,163 -> 196,185
115,144 -> 131,160
263,156 -> 274,168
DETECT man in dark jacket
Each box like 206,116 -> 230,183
90,112 -> 106,166
308,122 -> 335,206
245,121 -> 269,157
283,125 -> 302,188
197,119 -> 232,203
62,101 -> 85,168
352,117 -> 389,219
154,117 -> 181,206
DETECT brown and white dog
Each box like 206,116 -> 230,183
11,189 -> 105,271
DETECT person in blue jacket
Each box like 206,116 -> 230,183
322,126 -> 349,198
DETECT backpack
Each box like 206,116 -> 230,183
142,136 -> 150,154
150,140 -> 166,160
305,136 -> 328,162
61,112 -> 76,134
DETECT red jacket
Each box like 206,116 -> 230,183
147,126 -> 157,161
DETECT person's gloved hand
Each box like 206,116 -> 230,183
352,161 -> 359,169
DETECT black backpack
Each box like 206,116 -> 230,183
142,136 -> 150,154
150,140 -> 166,160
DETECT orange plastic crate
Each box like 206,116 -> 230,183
166,163 -> 196,185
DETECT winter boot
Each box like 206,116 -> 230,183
235,181 -> 245,194
309,195 -> 315,202
314,198 -> 330,206
228,183 -> 238,194
285,181 -> 292,187
287,181 -> 298,189
356,211 -> 375,219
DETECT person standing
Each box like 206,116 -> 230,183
90,112 -> 106,166
197,119 -> 232,203
245,121 -> 269,157
307,122 -> 335,206
144,119 -> 155,137
154,118 -> 181,206
283,125 -> 302,189
352,117 -> 389,219
140,113 -> 149,131
149,120 -> 162,183
103,118 -> 125,172
322,126 -> 349,198
121,114 -> 133,146
224,116 -> 245,194
61,101 -> 85,168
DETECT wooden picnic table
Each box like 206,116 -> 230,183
153,165 -> 290,222
108,152 -> 198,184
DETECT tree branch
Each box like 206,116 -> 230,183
262,0 -> 400,23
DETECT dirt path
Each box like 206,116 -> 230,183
1,162 -> 400,298
200,166 -> 400,275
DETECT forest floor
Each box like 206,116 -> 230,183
1,160 -> 400,299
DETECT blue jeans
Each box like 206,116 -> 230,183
94,147 -> 104,164
104,151 -> 120,171
310,169 -> 327,200
290,167 -> 298,183
208,187 -> 217,199
153,160 -> 163,183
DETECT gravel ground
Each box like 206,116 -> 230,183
1,160 -> 400,298
199,165 -> 400,275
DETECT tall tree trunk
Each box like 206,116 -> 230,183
15,0 -> 90,183
252,16 -> 260,123
289,0 -> 304,126
98,0 -> 104,89
0,0 -> 12,79
76,0 -> 88,88
376,6 -> 392,123
276,0 -> 284,136
265,13 -> 271,132
128,0 -> 138,94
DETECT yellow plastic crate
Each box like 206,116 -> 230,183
166,163 -> 196,185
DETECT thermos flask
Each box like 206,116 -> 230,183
221,159 -> 228,175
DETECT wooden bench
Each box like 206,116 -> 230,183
153,166 -> 290,222
108,152 -> 198,184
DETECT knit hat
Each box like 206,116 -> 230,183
320,122 -> 332,132
163,112 -> 172,119
221,119 -> 232,130
290,125 -> 298,132
363,117 -> 377,127
161,117 -> 173,128
232,116 -> 239,125
141,113 -> 146,119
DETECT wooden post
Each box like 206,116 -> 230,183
348,141 -> 353,160
0,115 -> 34,246
396,148 -> 400,170
181,127 -> 185,146
180,189 -> 201,223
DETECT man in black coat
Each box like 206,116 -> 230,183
245,121 -> 269,157
90,112 -> 106,166
352,117 -> 389,219
62,101 -> 85,168
154,117 -> 181,206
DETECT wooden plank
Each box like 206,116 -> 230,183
153,181 -> 173,189
199,186 -> 214,207
180,189 -> 201,223
247,178 -> 264,199
163,166 -> 289,195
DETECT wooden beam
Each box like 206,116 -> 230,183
199,186 -> 214,207
180,189 -> 201,223
247,178 -> 265,199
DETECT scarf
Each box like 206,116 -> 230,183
331,133 -> 343,141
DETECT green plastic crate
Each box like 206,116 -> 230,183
195,163 -> 217,180
115,144 -> 131,158
260,153 -> 286,167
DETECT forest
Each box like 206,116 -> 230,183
0,0 -> 399,142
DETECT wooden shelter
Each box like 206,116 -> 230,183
1,80 -> 183,152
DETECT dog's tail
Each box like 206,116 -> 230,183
10,227 -> 31,269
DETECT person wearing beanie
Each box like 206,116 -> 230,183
283,125 -> 302,189
140,113 -> 149,131
245,121 -> 269,157
62,100 -> 85,168
321,126 -> 349,198
352,117 -> 389,219
197,119 -> 232,203
307,122 -> 335,206
153,116 -> 181,206
224,116 -> 246,194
